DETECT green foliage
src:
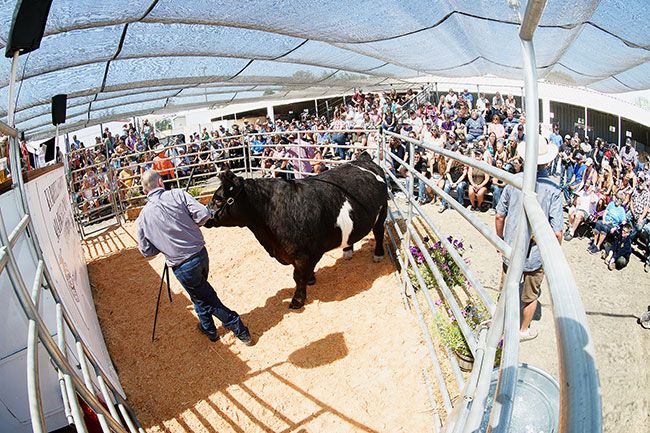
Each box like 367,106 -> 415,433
155,119 -> 172,131
188,186 -> 202,197
434,300 -> 488,358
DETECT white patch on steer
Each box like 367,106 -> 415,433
354,165 -> 385,183
336,200 -> 354,248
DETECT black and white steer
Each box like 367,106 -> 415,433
204,152 -> 388,309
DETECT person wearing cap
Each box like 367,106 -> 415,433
620,137 -> 638,169
137,169 -> 253,345
495,135 -> 563,341
152,144 -> 176,189
559,134 -> 574,185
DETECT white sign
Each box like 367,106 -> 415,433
549,112 -> 554,119
24,167 -> 124,396
609,126 -> 616,133
626,130 -> 632,138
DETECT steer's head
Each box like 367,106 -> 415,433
204,170 -> 246,228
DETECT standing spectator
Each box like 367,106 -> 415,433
548,124 -> 563,175
495,135 -> 562,341
147,131 -> 160,151
462,89 -> 474,109
152,144 -> 176,189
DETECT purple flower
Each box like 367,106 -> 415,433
458,242 -> 464,249
435,299 -> 443,306
447,236 -> 453,243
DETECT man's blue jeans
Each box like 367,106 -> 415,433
550,155 -> 560,176
172,248 -> 247,338
491,184 -> 503,209
442,180 -> 467,208
559,163 -> 573,186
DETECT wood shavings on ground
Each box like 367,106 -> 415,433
85,222 -> 435,433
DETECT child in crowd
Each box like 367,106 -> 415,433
603,224 -> 633,270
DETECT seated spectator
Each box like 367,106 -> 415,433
589,191 -> 627,254
487,114 -> 506,139
490,159 -> 507,216
603,224 -> 633,271
564,185 -> 600,241
465,109 -> 485,143
467,149 -> 490,212
439,158 -> 467,213
502,110 -> 519,136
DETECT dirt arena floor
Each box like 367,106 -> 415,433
84,223 -> 435,433
420,204 -> 650,433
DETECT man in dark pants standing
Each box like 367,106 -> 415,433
137,169 -> 253,345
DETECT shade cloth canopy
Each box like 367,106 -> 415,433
0,0 -> 648,138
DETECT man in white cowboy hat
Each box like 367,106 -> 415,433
495,135 -> 563,341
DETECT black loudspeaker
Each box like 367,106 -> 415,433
51,94 -> 67,125
43,137 -> 55,163
5,0 -> 54,58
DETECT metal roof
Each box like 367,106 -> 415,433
1,0 -> 648,137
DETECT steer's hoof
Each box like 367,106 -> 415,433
307,276 -> 316,285
289,298 -> 305,310
343,250 -> 353,260
373,254 -> 385,263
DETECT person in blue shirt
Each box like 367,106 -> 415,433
589,191 -> 627,254
548,124 -> 563,175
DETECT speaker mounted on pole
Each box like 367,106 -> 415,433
4,0 -> 54,58
51,94 -> 67,126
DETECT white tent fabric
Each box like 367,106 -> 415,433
0,0 -> 648,138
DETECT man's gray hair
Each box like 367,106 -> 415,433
141,169 -> 162,193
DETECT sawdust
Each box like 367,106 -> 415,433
86,222 -> 436,433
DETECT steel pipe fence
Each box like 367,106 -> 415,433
2,131 -> 143,433
4,68 -> 598,432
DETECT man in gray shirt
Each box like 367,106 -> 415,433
495,137 -> 563,341
137,170 -> 252,345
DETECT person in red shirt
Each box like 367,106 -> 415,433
152,145 -> 176,189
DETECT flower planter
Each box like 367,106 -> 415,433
454,349 -> 474,372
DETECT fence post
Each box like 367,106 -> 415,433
400,139 -> 416,294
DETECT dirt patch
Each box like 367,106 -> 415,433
86,223 -> 435,433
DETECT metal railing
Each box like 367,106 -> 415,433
6,82 -> 600,432
1,119 -> 146,433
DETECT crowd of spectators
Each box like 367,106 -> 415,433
56,86 -> 649,270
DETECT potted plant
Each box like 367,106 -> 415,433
434,301 -> 488,372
